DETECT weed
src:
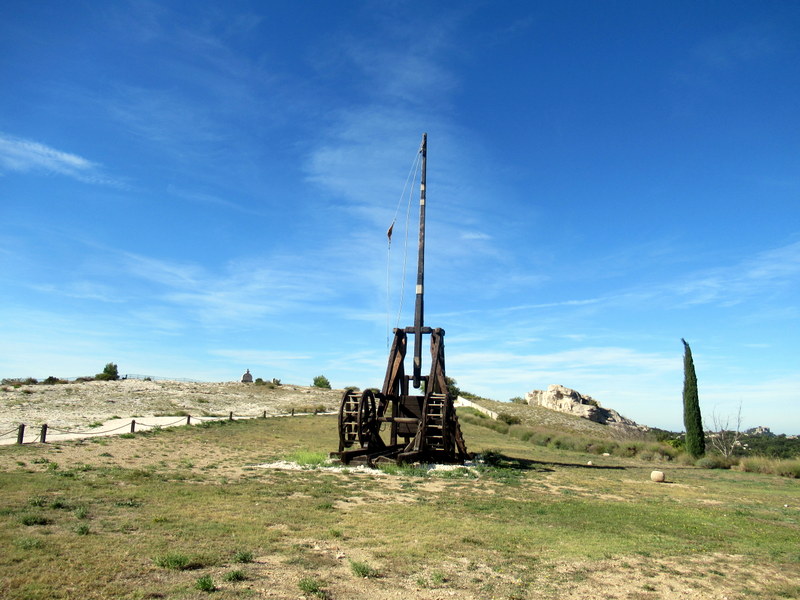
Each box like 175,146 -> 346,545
20,514 -> 51,526
74,524 -> 90,535
115,498 -> 143,507
233,550 -> 254,563
328,528 -> 343,539
50,499 -> 71,510
298,576 -> 327,598
350,559 -> 378,578
223,569 -> 247,582
316,501 -> 334,510
195,575 -> 216,592
14,537 -> 44,550
153,552 -> 191,570
431,570 -> 448,585
28,495 -> 47,507
119,433 -> 135,439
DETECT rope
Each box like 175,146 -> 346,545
387,145 -> 423,347
0,427 -> 19,438
46,422 -> 134,436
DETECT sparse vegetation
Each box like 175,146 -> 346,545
0,387 -> 797,599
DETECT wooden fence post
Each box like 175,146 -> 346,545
130,420 -> 136,433
262,410 -> 266,419
229,411 -> 233,421
16,424 -> 25,445
40,424 -> 47,444
186,415 -> 191,426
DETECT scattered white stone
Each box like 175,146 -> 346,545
602,452 -> 610,456
587,461 -> 593,466
650,470 -> 666,483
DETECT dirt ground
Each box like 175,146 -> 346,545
0,378 -> 341,433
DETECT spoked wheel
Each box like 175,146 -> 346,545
357,389 -> 378,446
338,389 -> 361,450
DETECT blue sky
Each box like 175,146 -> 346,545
2,1 -> 798,434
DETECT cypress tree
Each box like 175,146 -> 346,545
681,338 -> 705,458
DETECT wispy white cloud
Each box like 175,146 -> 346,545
30,281 -> 122,303
0,133 -> 117,185
674,240 -> 800,307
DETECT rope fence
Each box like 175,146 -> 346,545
0,408 -> 332,445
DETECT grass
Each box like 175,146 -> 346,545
0,415 -> 797,600
298,576 -> 327,597
350,559 -> 379,578
223,569 -> 247,582
153,552 -> 192,570
195,574 -> 216,592
285,449 -> 328,466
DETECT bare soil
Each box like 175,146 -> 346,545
0,379 -> 341,432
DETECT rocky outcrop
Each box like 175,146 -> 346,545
525,384 -> 639,428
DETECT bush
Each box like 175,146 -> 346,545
43,376 -> 66,385
696,454 -> 736,470
509,396 -> 526,404
95,363 -> 119,381
498,413 -> 521,425
312,375 -> 331,389
738,457 -> 800,478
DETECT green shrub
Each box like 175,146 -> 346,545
312,375 -> 331,389
498,412 -> 521,425
95,362 -> 119,381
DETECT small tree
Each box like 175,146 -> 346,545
708,402 -> 744,458
312,375 -> 331,389
445,376 -> 460,398
681,339 -> 705,458
96,362 -> 120,381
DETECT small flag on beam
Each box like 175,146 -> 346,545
387,221 -> 394,244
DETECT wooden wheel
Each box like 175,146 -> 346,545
338,389 -> 361,450
357,389 -> 377,446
